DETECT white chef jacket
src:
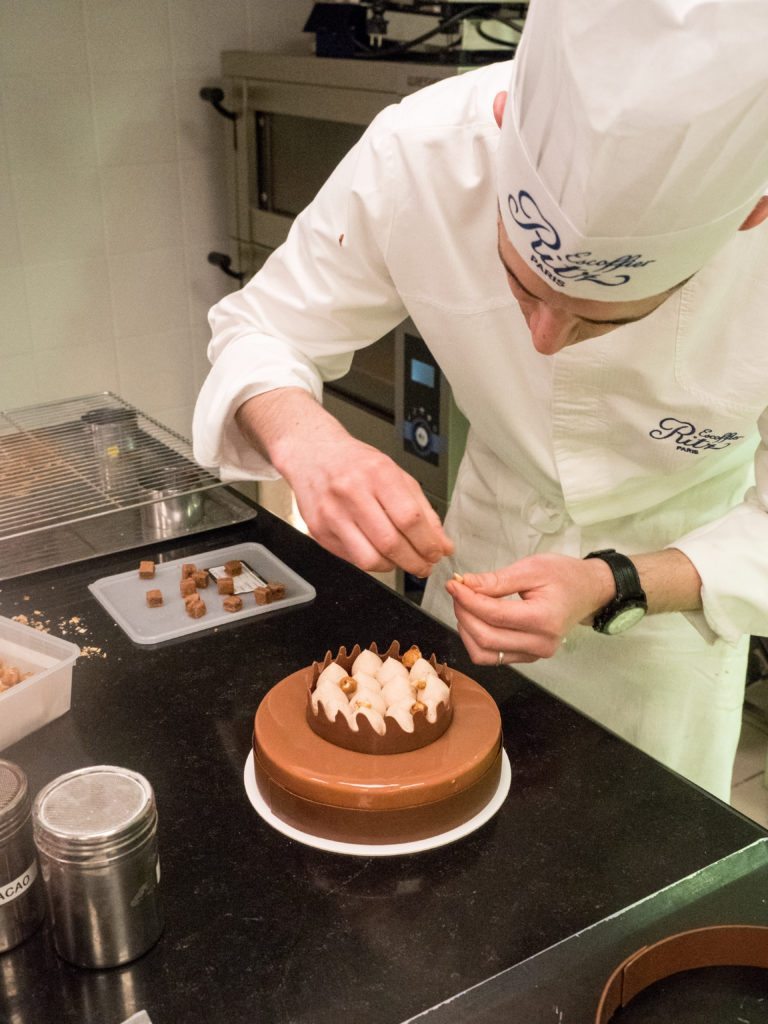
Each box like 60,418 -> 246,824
193,60 -> 768,799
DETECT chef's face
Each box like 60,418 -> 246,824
496,218 -> 678,356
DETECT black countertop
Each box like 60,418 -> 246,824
0,505 -> 764,1024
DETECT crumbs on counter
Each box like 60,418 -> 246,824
80,646 -> 106,660
12,612 -> 50,632
11,610 -> 106,659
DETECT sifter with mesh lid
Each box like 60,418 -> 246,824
32,765 -> 163,968
0,759 -> 45,952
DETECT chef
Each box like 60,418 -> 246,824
193,0 -> 768,801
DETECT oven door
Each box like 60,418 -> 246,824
234,76 -> 394,251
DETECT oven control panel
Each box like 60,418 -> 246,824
402,331 -> 442,466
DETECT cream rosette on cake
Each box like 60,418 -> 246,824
306,641 -> 453,754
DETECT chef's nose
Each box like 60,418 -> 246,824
527,304 -> 579,354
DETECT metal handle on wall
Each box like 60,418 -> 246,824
207,251 -> 245,283
199,86 -> 238,121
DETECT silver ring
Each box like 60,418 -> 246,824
497,650 -> 505,667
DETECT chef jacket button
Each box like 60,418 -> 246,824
522,495 -> 567,535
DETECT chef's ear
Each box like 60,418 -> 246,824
739,195 -> 768,231
493,91 -> 508,129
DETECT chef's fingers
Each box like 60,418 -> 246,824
455,621 -> 541,666
303,486 -> 446,577
319,517 -> 398,574
446,578 -> 550,633
351,497 -> 445,577
380,493 -> 454,564
456,565 -> 532,597
285,430 -> 452,574
372,466 -> 453,564
454,600 -> 562,661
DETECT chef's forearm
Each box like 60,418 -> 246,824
235,387 -> 349,474
630,548 -> 703,614
581,547 -> 702,622
567,547 -> 702,628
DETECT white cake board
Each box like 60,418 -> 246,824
243,748 -> 511,857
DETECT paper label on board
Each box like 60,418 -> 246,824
207,561 -> 267,595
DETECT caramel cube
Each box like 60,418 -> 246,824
180,578 -> 197,597
146,589 -> 163,608
139,560 -> 155,579
254,586 -> 272,606
186,598 -> 206,619
223,595 -> 242,613
193,570 -> 209,589
224,559 -> 242,576
267,581 -> 286,601
181,563 -> 197,579
217,577 -> 234,595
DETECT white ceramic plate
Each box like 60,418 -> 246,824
243,748 -> 511,857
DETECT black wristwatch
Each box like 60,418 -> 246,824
584,549 -> 647,635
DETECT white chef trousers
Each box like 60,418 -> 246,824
423,435 -> 748,802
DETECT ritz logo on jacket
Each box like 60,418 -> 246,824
650,417 -> 744,455
506,192 -> 655,288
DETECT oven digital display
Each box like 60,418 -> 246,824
410,358 -> 435,389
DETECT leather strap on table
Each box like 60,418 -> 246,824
595,925 -> 768,1023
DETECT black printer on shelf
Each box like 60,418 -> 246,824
304,1 -> 529,63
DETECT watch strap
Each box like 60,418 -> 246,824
584,549 -> 647,632
595,924 -> 768,1022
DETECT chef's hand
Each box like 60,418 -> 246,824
445,554 -> 615,665
236,388 -> 453,576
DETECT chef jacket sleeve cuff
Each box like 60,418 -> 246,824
192,333 -> 324,482
669,494 -> 768,646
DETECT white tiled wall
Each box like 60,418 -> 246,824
0,0 -> 314,438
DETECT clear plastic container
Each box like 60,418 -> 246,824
0,616 -> 79,751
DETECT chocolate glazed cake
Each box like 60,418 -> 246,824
252,644 -> 503,845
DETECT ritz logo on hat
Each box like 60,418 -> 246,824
507,191 -> 656,289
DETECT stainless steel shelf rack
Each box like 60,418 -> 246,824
0,393 -> 257,580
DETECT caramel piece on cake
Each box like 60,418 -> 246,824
181,563 -> 197,579
193,570 -> 209,589
217,577 -> 234,596
401,645 -> 422,669
180,578 -> 197,597
254,586 -> 272,606
267,582 -> 286,601
224,559 -> 242,576
186,598 -> 206,619
138,560 -> 155,579
146,589 -> 163,608
223,595 -> 243,613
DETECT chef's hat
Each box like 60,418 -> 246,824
497,0 -> 768,301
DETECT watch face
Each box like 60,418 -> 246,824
604,605 -> 646,635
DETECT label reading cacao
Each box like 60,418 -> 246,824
0,860 -> 38,905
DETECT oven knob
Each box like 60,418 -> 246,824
405,417 -> 436,454
412,419 -> 432,454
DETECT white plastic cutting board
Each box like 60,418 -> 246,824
88,542 -> 315,645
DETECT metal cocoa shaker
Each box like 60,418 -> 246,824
32,765 -> 163,969
0,760 -> 45,953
